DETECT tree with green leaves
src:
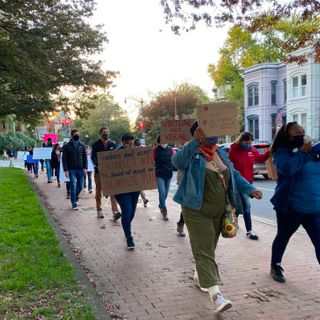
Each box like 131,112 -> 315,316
0,0 -> 116,123
160,0 -> 320,62
73,94 -> 130,146
139,82 -> 210,145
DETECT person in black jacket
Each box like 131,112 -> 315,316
153,135 -> 174,221
91,127 -> 120,219
51,143 -> 62,188
62,129 -> 88,210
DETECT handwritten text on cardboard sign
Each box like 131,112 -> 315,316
160,119 -> 193,145
97,147 -> 157,195
197,103 -> 239,136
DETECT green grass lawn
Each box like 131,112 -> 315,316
0,168 -> 96,319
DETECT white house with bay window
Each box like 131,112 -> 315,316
244,47 -> 320,142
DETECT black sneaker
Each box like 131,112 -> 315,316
270,263 -> 286,283
113,212 -> 121,221
127,237 -> 135,250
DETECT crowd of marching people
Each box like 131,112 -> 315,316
19,120 -> 320,314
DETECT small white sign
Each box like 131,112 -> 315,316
87,155 -> 94,172
59,153 -> 69,182
17,151 -> 29,160
32,147 -> 52,160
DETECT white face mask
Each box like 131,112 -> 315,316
161,144 -> 168,149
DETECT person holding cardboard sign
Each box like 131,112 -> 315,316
114,133 -> 140,250
91,127 -> 120,220
172,121 -> 263,314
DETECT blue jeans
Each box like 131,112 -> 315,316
156,177 -> 171,210
84,171 -> 92,191
272,207 -> 320,264
115,192 -> 140,239
33,162 -> 39,176
45,159 -> 52,181
69,169 -> 84,206
239,192 -> 252,232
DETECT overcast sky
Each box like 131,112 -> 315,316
93,0 -> 228,121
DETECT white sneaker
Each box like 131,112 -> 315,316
247,229 -> 259,240
193,271 -> 208,292
211,293 -> 232,313
97,210 -> 104,219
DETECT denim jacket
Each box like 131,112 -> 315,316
171,138 -> 256,212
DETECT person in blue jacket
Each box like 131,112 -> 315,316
172,121 -> 263,314
270,122 -> 320,283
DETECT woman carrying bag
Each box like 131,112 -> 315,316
172,121 -> 263,314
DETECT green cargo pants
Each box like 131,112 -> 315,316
182,206 -> 224,288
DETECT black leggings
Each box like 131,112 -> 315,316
272,208 -> 320,264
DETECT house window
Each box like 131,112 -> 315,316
248,84 -> 259,107
292,112 -> 307,128
271,81 -> 277,105
292,74 -> 307,98
248,116 -> 259,140
292,76 -> 299,98
301,75 -> 307,96
283,80 -> 287,103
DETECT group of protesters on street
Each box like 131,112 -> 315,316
21,119 -> 320,314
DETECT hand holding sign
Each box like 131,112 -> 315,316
196,102 -> 239,136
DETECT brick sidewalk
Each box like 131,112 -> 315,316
31,171 -> 320,320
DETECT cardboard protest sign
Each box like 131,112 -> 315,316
32,147 -> 52,160
26,155 -> 38,164
17,151 -> 29,160
196,103 -> 240,136
160,119 -> 193,145
44,133 -> 58,144
266,158 -> 278,181
98,147 -> 157,196
59,153 -> 69,182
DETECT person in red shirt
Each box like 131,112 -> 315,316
229,132 -> 270,240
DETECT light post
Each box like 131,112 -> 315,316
174,96 -> 179,120
124,97 -> 145,111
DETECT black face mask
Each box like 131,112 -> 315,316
289,135 -> 304,149
73,134 -> 80,141
101,134 -> 108,140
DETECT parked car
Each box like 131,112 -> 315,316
219,142 -> 271,179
